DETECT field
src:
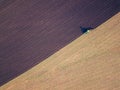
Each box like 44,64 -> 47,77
0,12 -> 120,90
0,0 -> 119,86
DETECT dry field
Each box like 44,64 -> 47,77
0,12 -> 120,90
0,0 -> 119,86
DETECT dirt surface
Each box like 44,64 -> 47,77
0,12 -> 120,90
0,0 -> 120,86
